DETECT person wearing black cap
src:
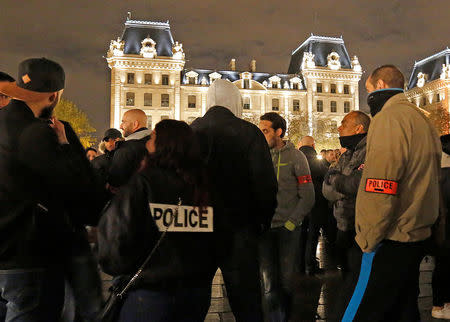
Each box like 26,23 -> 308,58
0,71 -> 15,108
91,128 -> 123,186
0,58 -> 104,321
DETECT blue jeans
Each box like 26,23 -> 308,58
118,285 -> 211,322
0,268 -> 64,322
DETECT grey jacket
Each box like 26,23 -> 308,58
270,141 -> 315,228
322,136 -> 367,232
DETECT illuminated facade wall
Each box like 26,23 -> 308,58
405,48 -> 450,134
106,19 -> 362,137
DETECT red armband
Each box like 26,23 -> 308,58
365,178 -> 398,195
297,175 -> 312,185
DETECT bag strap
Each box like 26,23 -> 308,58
116,197 -> 181,298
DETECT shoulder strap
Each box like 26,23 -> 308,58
117,197 -> 181,297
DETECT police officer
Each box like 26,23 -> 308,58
341,65 -> 441,321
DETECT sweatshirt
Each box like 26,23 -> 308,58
270,141 -> 315,228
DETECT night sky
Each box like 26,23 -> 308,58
1,0 -> 449,138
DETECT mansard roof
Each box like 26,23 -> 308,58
408,48 -> 450,89
181,69 -> 305,89
288,35 -> 352,74
121,19 -> 174,56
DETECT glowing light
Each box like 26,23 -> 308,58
317,155 -> 323,160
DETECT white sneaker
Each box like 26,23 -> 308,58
432,303 -> 450,319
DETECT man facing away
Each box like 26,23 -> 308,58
0,58 -> 99,321
341,65 -> 441,321
108,109 -> 151,187
258,113 -> 315,321
191,79 -> 277,322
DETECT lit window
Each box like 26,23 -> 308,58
317,83 -> 323,93
272,82 -> 279,89
272,98 -> 279,111
144,93 -> 152,106
293,100 -> 300,112
422,97 -> 427,106
188,77 -> 196,85
188,95 -> 196,108
161,94 -> 169,107
331,84 -> 336,94
436,93 -> 441,102
127,73 -> 135,84
161,115 -> 169,120
344,85 -> 350,94
244,79 -> 250,89
162,74 -> 169,85
331,101 -> 337,112
144,74 -> 152,85
243,97 -> 251,110
317,100 -> 323,112
126,92 -> 135,106
344,101 -> 350,113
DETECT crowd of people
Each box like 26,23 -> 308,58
0,58 -> 448,322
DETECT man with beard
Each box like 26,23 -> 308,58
0,58 -> 100,321
259,113 -> 314,320
0,72 -> 14,109
341,65 -> 441,321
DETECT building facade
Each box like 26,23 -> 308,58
106,16 -> 362,142
405,48 -> 450,134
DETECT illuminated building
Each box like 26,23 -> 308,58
106,16 -> 362,137
405,48 -> 450,134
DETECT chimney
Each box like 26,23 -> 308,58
250,59 -> 256,72
229,58 -> 236,71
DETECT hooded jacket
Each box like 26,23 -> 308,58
191,81 -> 277,233
355,93 -> 441,252
322,136 -> 367,231
270,141 -> 315,228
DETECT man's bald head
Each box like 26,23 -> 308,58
120,109 -> 148,137
366,65 -> 405,93
299,136 -> 315,148
339,111 -> 371,137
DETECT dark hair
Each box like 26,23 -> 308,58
85,147 -> 97,153
0,72 -> 14,82
369,65 -> 405,89
145,119 -> 208,207
260,112 -> 287,138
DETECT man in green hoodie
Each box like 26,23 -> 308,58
259,112 -> 315,321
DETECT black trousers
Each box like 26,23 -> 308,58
259,227 -> 301,321
432,247 -> 450,306
340,239 -> 427,322
214,230 -> 263,322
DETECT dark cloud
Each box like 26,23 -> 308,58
1,0 -> 449,134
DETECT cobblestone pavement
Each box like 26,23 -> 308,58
100,236 -> 444,321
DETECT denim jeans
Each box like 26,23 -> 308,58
0,268 -> 64,322
118,284 -> 211,322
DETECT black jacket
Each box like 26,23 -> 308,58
0,100 -> 100,269
97,166 -> 215,287
91,149 -> 115,185
191,106 -> 277,232
299,146 -> 328,211
108,128 -> 150,187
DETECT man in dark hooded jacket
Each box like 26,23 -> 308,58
191,79 -> 277,322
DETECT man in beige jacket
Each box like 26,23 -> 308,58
341,65 -> 441,321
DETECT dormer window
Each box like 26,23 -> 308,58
209,72 -> 222,84
269,76 -> 281,89
292,83 -> 299,90
186,71 -> 199,85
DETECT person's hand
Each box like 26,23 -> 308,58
340,147 -> 347,154
49,117 -> 69,144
